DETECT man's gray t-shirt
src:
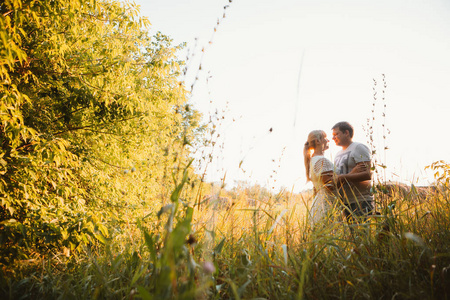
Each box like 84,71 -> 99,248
334,142 -> 373,204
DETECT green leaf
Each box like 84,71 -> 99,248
137,286 -> 153,300
130,266 -> 147,287
93,232 -> 108,244
170,207 -> 194,250
143,230 -> 157,265
214,237 -> 226,255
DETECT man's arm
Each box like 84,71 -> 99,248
335,161 -> 371,186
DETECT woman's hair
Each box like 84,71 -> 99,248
303,130 -> 326,182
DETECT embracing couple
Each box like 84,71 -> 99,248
303,121 -> 374,226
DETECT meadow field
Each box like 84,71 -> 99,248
2,173 -> 450,299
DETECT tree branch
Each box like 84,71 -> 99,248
53,115 -> 142,136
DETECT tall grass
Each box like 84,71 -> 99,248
195,182 -> 450,299
2,177 -> 449,299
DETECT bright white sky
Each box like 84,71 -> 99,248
131,0 -> 450,192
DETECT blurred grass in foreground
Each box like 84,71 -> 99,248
1,173 -> 450,299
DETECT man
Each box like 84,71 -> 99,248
332,121 -> 373,222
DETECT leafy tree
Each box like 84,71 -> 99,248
0,0 -> 201,261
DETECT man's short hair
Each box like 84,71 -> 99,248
332,121 -> 354,138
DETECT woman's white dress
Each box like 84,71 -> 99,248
309,155 -> 337,225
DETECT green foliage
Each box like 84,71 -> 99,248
0,160 -> 212,299
1,0 -> 201,262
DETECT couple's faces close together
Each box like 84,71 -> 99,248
310,127 -> 351,154
320,128 -> 348,153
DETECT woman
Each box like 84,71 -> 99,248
303,130 -> 338,225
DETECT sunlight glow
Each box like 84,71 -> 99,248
134,0 -> 450,192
